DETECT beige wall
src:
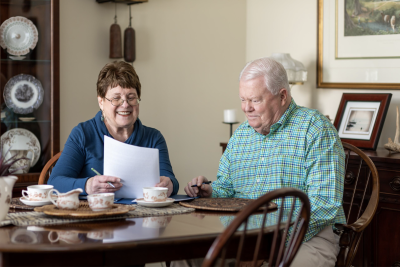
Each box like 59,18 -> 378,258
60,0 -> 246,193
246,0 -> 398,148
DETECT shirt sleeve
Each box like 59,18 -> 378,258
47,126 -> 89,194
304,115 -> 345,239
154,131 -> 179,195
212,137 -> 235,198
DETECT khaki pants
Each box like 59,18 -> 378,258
172,225 -> 340,267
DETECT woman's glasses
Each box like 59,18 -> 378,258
105,97 -> 141,106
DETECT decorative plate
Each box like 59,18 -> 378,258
1,128 -> 41,167
3,74 -> 44,114
179,198 -> 277,212
135,198 -> 174,208
34,203 -> 135,219
0,16 -> 38,57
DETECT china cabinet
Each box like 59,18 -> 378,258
0,0 -> 60,195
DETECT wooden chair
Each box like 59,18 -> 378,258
202,188 -> 310,267
38,151 -> 62,184
336,142 -> 380,267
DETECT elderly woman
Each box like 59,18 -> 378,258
48,61 -> 178,196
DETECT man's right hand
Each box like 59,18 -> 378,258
184,176 -> 212,198
85,175 -> 122,195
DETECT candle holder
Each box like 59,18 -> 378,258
223,121 -> 239,137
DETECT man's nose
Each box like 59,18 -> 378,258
244,102 -> 254,112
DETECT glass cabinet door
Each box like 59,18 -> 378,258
0,0 -> 59,191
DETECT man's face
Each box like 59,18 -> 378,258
239,76 -> 287,135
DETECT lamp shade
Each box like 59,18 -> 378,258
270,53 -> 307,84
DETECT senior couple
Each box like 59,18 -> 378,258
49,58 -> 344,267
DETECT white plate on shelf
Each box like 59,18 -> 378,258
135,198 -> 174,208
0,16 -> 38,57
3,74 -> 44,114
1,128 -> 41,167
20,197 -> 52,207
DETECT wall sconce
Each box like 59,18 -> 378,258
270,53 -> 307,88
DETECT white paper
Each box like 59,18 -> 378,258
104,136 -> 160,199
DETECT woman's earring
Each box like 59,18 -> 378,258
101,110 -> 104,122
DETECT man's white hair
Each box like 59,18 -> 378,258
239,57 -> 291,96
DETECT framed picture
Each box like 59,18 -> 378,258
333,93 -> 392,150
317,0 -> 400,89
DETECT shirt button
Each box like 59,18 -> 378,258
261,157 -> 264,161
256,179 -> 260,182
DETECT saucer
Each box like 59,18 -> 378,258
135,198 -> 174,208
19,197 -> 52,207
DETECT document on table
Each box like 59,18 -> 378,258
104,136 -> 160,199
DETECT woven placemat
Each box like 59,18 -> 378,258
34,202 -> 135,219
179,198 -> 277,212
0,203 -> 194,227
9,198 -> 35,210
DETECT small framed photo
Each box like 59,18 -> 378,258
333,93 -> 392,150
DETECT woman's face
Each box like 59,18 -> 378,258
98,86 -> 139,131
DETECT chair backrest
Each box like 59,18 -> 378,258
337,142 -> 380,267
202,188 -> 310,267
38,151 -> 62,184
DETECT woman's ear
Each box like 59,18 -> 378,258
98,96 -> 104,110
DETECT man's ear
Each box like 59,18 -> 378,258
279,88 -> 288,105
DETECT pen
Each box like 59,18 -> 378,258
191,181 -> 212,187
91,168 -> 115,188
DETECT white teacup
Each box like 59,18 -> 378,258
87,230 -> 113,240
143,187 -> 168,202
143,216 -> 172,228
48,188 -> 83,210
22,185 -> 54,201
87,193 -> 114,211
48,230 -> 82,244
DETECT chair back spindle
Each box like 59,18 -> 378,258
336,142 -> 379,267
202,188 -> 310,267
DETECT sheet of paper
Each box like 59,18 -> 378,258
104,136 -> 159,199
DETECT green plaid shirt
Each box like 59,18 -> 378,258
212,99 -> 346,242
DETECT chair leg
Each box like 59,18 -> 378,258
165,261 -> 171,267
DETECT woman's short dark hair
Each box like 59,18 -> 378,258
97,61 -> 141,98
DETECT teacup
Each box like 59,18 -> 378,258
9,149 -> 34,174
143,187 -> 168,202
48,230 -> 82,244
22,185 -> 54,201
87,230 -> 113,240
48,188 -> 83,210
143,216 -> 172,228
87,193 -> 114,211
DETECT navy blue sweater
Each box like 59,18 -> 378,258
48,111 -> 179,195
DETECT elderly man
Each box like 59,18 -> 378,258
184,57 -> 345,266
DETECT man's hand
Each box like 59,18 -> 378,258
85,175 -> 122,195
184,176 -> 212,198
155,176 -> 173,197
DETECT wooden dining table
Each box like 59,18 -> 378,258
0,208 -> 277,266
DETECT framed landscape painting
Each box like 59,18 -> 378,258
333,93 -> 392,150
318,0 -> 400,89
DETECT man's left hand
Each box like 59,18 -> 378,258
155,176 -> 173,197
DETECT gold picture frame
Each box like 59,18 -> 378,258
317,0 -> 400,89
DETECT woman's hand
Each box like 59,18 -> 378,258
184,176 -> 212,198
85,175 -> 123,195
155,176 -> 173,197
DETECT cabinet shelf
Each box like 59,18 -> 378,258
1,59 -> 51,63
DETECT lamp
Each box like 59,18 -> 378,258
270,53 -> 307,87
